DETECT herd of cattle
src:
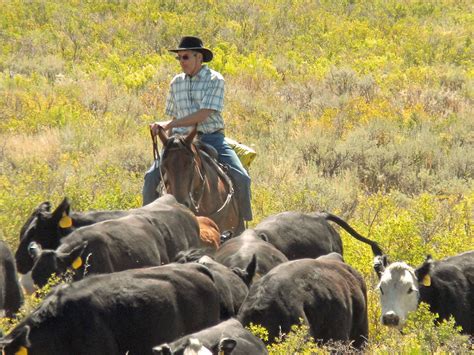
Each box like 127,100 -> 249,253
0,194 -> 472,354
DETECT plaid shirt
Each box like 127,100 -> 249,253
165,65 -> 225,134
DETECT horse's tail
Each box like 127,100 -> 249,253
321,212 -> 384,257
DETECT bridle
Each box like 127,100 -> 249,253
159,139 -> 234,216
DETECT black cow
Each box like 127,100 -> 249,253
374,250 -> 474,335
214,233 -> 289,284
238,253 -> 368,348
191,256 -> 249,319
29,197 -> 200,287
153,318 -> 268,355
0,241 -> 23,317
16,197 -> 131,274
174,233 -> 288,286
0,263 -> 221,355
241,211 -> 382,260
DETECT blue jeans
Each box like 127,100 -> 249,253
142,132 -> 252,221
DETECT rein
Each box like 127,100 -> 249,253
150,127 -> 159,161
187,146 -> 206,212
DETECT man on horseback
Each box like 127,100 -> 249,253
143,36 -> 253,223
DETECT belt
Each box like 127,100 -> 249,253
197,129 -> 224,136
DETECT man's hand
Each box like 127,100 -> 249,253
149,121 -> 173,136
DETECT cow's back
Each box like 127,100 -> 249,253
238,257 -> 368,347
57,214 -> 166,275
247,211 -> 343,260
32,196 -> 201,284
16,194 -> 198,275
2,264 -> 221,355
215,234 -> 288,278
197,258 -> 249,319
143,198 -> 201,261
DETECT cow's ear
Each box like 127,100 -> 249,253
232,254 -> 257,287
218,338 -> 237,354
196,264 -> 215,282
152,343 -> 172,355
244,254 -> 257,284
62,242 -> 88,270
36,201 -> 52,221
415,255 -> 434,287
38,201 -> 52,213
373,254 -> 389,279
52,197 -> 73,229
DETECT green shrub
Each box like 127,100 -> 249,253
370,303 -> 470,353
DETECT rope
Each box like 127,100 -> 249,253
150,127 -> 159,162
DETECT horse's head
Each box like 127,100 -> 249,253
157,126 -> 203,211
156,126 -> 241,233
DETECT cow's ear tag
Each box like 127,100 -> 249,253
422,274 -> 431,287
15,346 -> 28,355
72,257 -> 83,270
59,212 -> 72,229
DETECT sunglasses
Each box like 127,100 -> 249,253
175,53 -> 197,61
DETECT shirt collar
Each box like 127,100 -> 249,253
185,65 -> 208,79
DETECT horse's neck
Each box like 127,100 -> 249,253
198,150 -> 232,192
195,141 -> 218,160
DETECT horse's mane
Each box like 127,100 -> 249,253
194,140 -> 218,160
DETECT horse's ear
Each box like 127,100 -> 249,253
185,125 -> 198,145
157,125 -> 169,146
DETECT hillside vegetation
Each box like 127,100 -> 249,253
0,0 -> 472,352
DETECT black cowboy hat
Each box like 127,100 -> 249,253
168,36 -> 213,62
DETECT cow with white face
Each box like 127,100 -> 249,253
153,318 -> 267,355
376,261 -> 420,327
374,251 -> 474,335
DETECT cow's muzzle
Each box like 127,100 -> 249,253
382,311 -> 400,327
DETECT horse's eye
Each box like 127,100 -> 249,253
379,286 -> 384,295
407,287 -> 414,294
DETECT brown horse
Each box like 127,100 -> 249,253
156,126 -> 244,235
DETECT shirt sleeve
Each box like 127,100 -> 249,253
164,87 -> 177,117
200,77 -> 224,112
